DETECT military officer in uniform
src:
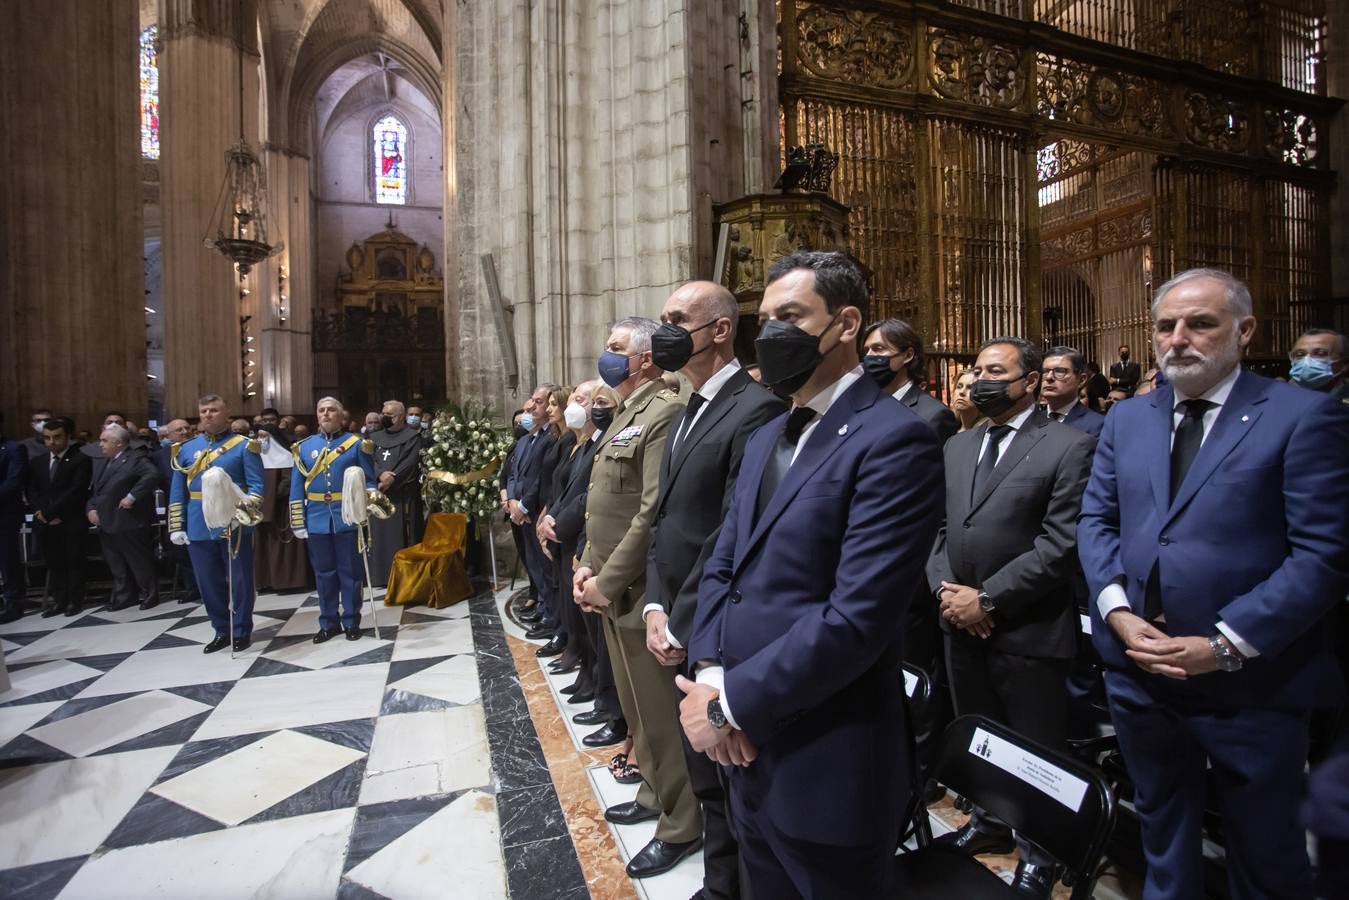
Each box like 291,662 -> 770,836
168,394 -> 265,652
290,397 -> 377,642
368,399 -> 424,587
573,317 -> 701,878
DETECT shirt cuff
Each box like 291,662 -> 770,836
642,602 -> 663,620
1216,622 -> 1260,658
518,502 -> 529,516
123,494 -> 135,504
694,665 -> 740,731
665,626 -> 683,650
1096,582 -> 1131,621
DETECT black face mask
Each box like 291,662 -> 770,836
512,424 -> 528,440
863,354 -> 897,388
754,313 -> 843,398
1119,352 -> 1130,362
650,319 -> 717,372
971,377 -> 1025,419
590,406 -> 614,433
380,415 -> 395,430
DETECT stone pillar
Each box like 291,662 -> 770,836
0,0 -> 147,435
257,146 -> 315,414
159,0 -> 262,420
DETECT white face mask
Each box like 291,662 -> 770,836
563,403 -> 588,430
33,421 -> 45,434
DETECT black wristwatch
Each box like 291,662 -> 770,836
707,697 -> 728,730
977,591 -> 996,613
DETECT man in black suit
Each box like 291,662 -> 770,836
926,337 -> 1096,899
507,385 -> 559,638
1040,346 -> 1104,437
87,424 -> 160,611
25,418 -> 93,617
645,281 -> 784,891
1109,344 -> 1141,395
21,407 -> 53,461
862,318 -> 958,444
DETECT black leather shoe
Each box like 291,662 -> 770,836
549,653 -> 579,671
313,628 -> 342,644
625,837 -> 702,878
573,709 -> 608,725
559,680 -> 582,696
583,722 -> 628,747
568,690 -> 595,704
535,635 -> 566,658
0,606 -> 23,624
63,604 -> 81,617
604,800 -> 661,826
203,636 -> 229,654
233,636 -> 251,652
524,623 -> 553,640
933,822 -> 1015,856
139,598 -> 159,611
40,605 -> 60,619
1010,861 -> 1060,899
518,607 -> 543,624
345,627 -> 361,641
106,600 -> 130,612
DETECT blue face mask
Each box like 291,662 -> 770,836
518,413 -> 535,431
1289,357 -> 1336,389
406,415 -> 421,427
598,350 -> 640,388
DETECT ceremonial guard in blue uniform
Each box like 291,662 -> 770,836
168,395 -> 265,653
290,398 -> 377,642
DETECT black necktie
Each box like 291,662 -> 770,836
49,455 -> 58,481
755,407 -> 817,520
971,425 -> 1013,501
1169,399 -> 1213,502
673,393 -> 707,451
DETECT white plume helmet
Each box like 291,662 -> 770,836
201,467 -> 245,530
341,466 -> 368,526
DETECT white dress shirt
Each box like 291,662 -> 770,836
1043,396 -> 1079,422
696,364 -> 864,729
977,404 -> 1035,464
1095,365 -> 1256,656
891,380 -> 914,403
644,359 -> 743,646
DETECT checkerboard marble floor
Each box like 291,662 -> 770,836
0,588 -> 508,900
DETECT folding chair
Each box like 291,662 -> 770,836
894,715 -> 1116,899
897,662 -> 935,850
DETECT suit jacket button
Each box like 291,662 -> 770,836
1159,536 -> 1170,546
730,590 -> 741,604
584,512 -> 590,520
588,482 -> 594,490
963,522 -> 971,529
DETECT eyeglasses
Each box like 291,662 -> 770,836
1289,348 -> 1338,361
1039,367 -> 1076,380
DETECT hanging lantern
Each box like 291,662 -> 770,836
204,140 -> 282,276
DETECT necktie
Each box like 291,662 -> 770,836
971,424 -> 1013,501
1169,399 -> 1213,502
755,407 -> 817,520
673,393 -> 707,452
49,455 -> 57,481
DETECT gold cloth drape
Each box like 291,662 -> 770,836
384,512 -> 474,609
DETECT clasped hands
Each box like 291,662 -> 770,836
938,582 -> 994,639
643,610 -> 686,666
1107,610 -> 1219,679
675,675 -> 757,768
571,566 -> 610,613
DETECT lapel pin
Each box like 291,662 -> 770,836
1241,415 -> 1249,422
838,424 -> 848,436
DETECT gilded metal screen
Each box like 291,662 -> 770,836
777,0 -> 1334,371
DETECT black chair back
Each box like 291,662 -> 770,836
933,715 -> 1116,895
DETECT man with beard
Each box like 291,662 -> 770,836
369,400 -> 424,588
1079,268 -> 1349,900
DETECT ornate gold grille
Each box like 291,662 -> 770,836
778,0 -> 1334,374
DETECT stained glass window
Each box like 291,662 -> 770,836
373,115 -> 408,205
139,26 -> 160,160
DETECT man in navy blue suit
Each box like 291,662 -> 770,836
1040,346 -> 1104,437
1078,268 -> 1349,900
678,251 -> 944,897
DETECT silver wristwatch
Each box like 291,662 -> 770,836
977,591 -> 996,613
1208,635 -> 1244,672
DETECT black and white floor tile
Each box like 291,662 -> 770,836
0,584 -> 576,899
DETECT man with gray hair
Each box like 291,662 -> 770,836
87,423 -> 161,610
574,315 -> 697,876
1079,267 -> 1349,899
369,398 -> 424,585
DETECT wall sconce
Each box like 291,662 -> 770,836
277,264 -> 289,325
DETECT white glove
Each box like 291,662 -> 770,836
292,528 -> 309,540
170,531 -> 189,546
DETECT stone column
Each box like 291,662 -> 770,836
257,146 -> 315,414
0,0 -> 147,434
159,0 -> 262,420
